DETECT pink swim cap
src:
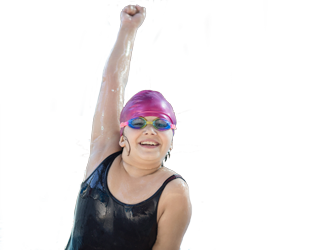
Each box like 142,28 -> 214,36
120,90 -> 177,137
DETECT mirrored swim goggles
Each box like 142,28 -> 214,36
120,117 -> 176,131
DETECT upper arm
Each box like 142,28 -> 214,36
85,24 -> 137,177
89,24 -> 136,159
90,76 -> 125,152
152,179 -> 192,250
84,77 -> 124,180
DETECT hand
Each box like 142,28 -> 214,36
120,4 -> 146,30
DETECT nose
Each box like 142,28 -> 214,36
143,124 -> 157,135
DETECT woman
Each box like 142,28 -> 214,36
65,4 -> 192,250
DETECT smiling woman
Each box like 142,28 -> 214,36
64,4 -> 191,250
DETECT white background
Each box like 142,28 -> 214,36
0,0 -> 325,250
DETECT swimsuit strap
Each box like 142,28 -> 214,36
163,174 -> 186,186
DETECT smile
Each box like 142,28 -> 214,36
139,141 -> 160,147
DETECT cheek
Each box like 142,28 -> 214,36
124,127 -> 140,144
168,129 -> 174,139
161,131 -> 173,144
124,127 -> 136,136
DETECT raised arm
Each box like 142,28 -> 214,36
85,5 -> 146,179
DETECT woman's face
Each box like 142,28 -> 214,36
120,116 -> 173,165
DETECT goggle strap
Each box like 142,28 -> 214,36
120,122 -> 128,128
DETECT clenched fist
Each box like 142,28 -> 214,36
120,4 -> 146,30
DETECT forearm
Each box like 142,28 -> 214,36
102,25 -> 138,89
89,4 -> 145,152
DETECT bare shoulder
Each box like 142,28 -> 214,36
163,167 -> 189,191
153,169 -> 192,250
163,176 -> 190,202
159,171 -> 192,215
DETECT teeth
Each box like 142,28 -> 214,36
141,141 -> 158,146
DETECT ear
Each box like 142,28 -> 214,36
119,135 -> 127,148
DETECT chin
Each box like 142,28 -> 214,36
138,151 -> 162,162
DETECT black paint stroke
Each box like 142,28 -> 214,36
44,162 -> 72,249
0,0 -> 103,159
152,27 -> 163,45
59,181 -> 79,249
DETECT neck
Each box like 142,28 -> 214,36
120,150 -> 162,179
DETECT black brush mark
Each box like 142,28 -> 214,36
44,162 -> 72,249
0,0 -> 102,159
59,181 -> 79,249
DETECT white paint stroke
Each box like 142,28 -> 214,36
225,1 -> 325,250
0,0 -> 325,250
0,0 -> 107,249
182,118 -> 201,125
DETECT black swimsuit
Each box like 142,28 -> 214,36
65,150 -> 185,250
